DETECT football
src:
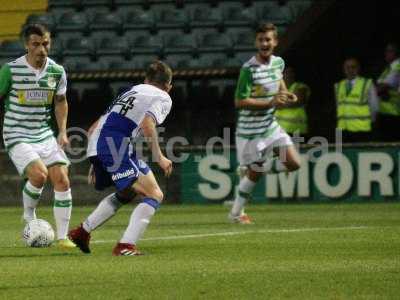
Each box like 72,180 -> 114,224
22,219 -> 55,248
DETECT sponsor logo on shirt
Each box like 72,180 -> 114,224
47,77 -> 57,88
111,168 -> 137,181
17,90 -> 54,105
253,84 -> 268,97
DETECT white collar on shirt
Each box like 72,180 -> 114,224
23,55 -> 48,77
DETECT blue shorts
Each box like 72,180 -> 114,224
89,154 -> 150,191
91,114 -> 150,191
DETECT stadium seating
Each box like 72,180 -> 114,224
89,11 -> 123,35
255,1 -> 294,25
66,58 -> 109,72
187,4 -> 223,30
133,54 -> 160,69
131,34 -> 163,55
82,0 -> 113,7
184,0 -> 220,6
194,53 -> 228,68
287,0 -> 313,18
213,56 -> 242,68
114,0 -> 148,5
164,53 -> 193,69
105,57 -> 137,70
220,2 -> 257,28
0,0 -> 320,145
154,7 -> 190,32
96,35 -> 131,59
8,0 -> 310,71
15,0 -> 313,73
196,31 -> 234,54
121,8 -> 156,33
63,37 -> 96,58
228,28 -> 256,52
50,38 -> 64,61
62,56 -> 106,72
55,11 -> 90,35
163,33 -> 197,55
0,40 -> 25,59
48,0 -> 80,9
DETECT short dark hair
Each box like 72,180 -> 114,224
145,60 -> 173,86
22,24 -> 50,42
256,22 -> 278,38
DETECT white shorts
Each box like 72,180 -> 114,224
8,137 -> 70,175
236,125 -> 293,166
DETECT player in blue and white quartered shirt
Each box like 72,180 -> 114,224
69,61 -> 173,256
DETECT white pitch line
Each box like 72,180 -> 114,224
91,226 -> 370,244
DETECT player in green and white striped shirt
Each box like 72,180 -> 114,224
0,24 -> 75,248
229,23 -> 301,224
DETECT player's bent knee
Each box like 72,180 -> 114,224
56,177 -> 70,191
287,160 -> 301,172
30,169 -> 48,186
148,188 -> 163,203
247,167 -> 264,182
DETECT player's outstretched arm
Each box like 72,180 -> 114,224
88,118 -> 100,137
0,64 -> 12,103
54,94 -> 69,148
141,115 -> 172,177
277,79 -> 302,108
235,92 -> 294,110
279,79 -> 298,104
235,97 -> 276,109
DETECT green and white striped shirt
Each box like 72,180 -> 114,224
235,55 -> 284,139
0,56 -> 67,150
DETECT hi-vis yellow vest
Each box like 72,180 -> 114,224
335,77 -> 372,132
378,60 -> 400,116
275,82 -> 310,134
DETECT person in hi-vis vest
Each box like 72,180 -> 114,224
376,43 -> 400,141
275,66 -> 310,137
335,58 -> 379,143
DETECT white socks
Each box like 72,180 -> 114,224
81,195 -> 159,246
231,177 -> 256,217
120,198 -> 159,245
229,159 -> 291,218
83,193 -> 123,233
22,181 -> 43,222
22,182 -> 73,240
54,189 -> 72,240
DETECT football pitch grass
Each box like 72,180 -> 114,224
1,203 -> 400,299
